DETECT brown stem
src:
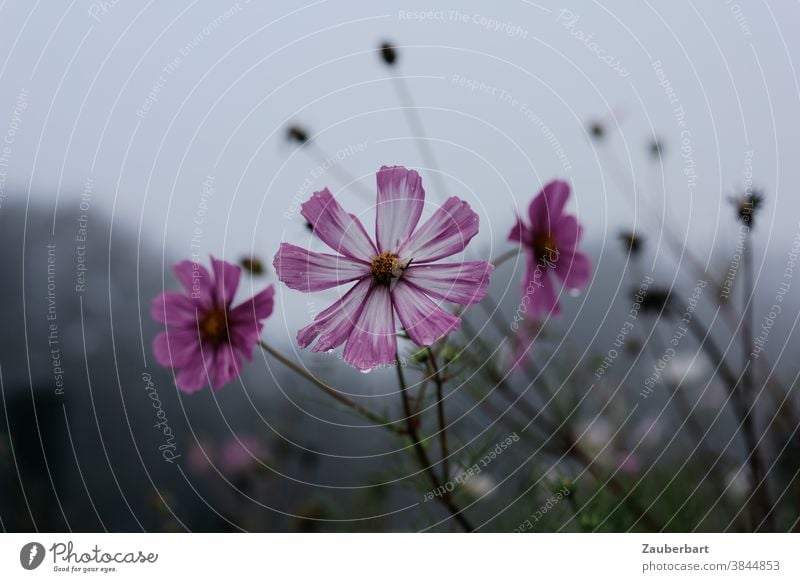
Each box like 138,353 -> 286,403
427,348 -> 450,482
259,341 -> 405,435
396,360 -> 474,532
742,236 -> 775,530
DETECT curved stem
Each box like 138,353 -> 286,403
396,359 -> 474,532
259,341 -> 404,435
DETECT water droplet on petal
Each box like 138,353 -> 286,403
360,367 -> 373,374
568,288 -> 581,297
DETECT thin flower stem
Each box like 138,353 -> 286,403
304,142 -> 374,202
412,373 -> 430,417
459,315 -> 662,531
390,73 -> 448,200
684,313 -> 772,530
636,141 -> 796,430
742,236 -> 775,530
427,347 -> 451,483
395,359 -> 475,532
492,247 -> 518,269
258,341 -> 405,435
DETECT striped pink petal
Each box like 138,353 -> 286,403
301,188 -> 377,261
297,278 -> 372,352
391,281 -> 460,346
375,165 -> 425,252
343,285 -> 397,371
398,196 -> 479,263
273,243 -> 370,292
403,261 -> 493,305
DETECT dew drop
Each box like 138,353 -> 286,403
568,288 -> 581,297
360,367 -> 373,374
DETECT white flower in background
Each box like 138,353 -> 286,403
577,417 -> 614,452
663,352 -> 709,387
462,473 -> 497,499
725,465 -> 752,498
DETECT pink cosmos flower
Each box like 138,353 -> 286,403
274,165 -> 493,371
509,180 -> 591,318
151,257 -> 275,393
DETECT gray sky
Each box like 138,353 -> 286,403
1,0 -> 798,339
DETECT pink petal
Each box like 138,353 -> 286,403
508,215 -> 531,244
554,215 -> 583,252
212,343 -> 243,390
391,281 -> 460,346
375,165 -> 425,252
229,324 -> 260,362
398,196 -> 479,263
342,285 -> 397,371
230,285 -> 275,323
529,180 -> 570,233
521,256 -> 561,318
174,260 -> 213,309
554,250 -> 592,291
175,350 -> 211,394
297,278 -> 372,352
228,286 -> 275,361
273,243 -> 370,292
301,188 -> 377,261
151,291 -> 199,326
403,261 -> 493,306
153,329 -> 201,368
211,257 -> 241,308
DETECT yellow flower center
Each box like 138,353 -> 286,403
371,252 -> 405,284
200,308 -> 228,344
533,231 -> 558,261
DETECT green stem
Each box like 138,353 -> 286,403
259,341 -> 405,435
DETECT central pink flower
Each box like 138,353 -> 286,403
274,165 -> 493,371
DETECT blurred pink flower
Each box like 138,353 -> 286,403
151,257 -> 275,393
274,165 -> 493,371
187,436 -> 268,476
220,436 -> 268,475
509,180 -> 591,318
616,451 -> 641,475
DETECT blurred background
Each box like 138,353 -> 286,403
0,0 -> 798,531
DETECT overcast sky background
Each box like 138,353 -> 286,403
1,0 -> 799,340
